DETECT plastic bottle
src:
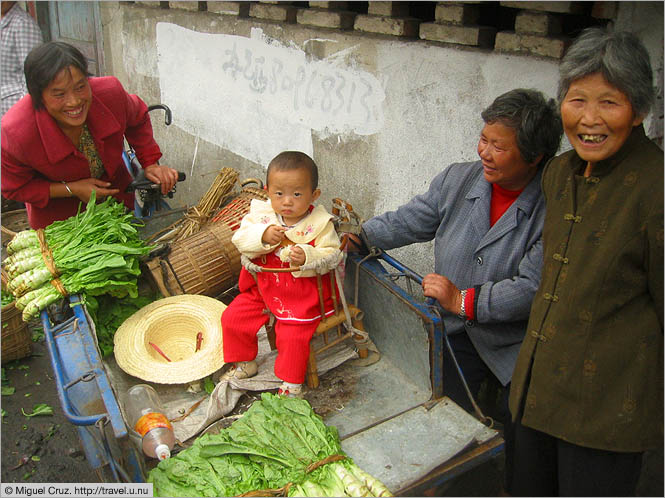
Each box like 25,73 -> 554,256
125,384 -> 175,461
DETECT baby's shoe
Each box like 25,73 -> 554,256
277,381 -> 303,398
216,360 -> 258,382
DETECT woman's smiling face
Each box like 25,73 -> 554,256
477,121 -> 538,191
41,65 -> 92,134
561,72 -> 643,167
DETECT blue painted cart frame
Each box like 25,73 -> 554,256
40,295 -> 145,482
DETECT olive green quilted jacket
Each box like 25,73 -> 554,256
509,125 -> 664,452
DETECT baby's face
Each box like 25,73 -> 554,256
267,168 -> 320,226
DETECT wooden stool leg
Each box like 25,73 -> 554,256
306,345 -> 319,388
352,317 -> 369,359
266,316 -> 277,351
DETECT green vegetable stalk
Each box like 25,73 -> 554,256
148,393 -> 392,497
21,403 -> 54,417
1,290 -> 14,307
2,192 -> 154,321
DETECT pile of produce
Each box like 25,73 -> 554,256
3,193 -> 153,321
1,288 -> 14,307
85,292 -> 159,357
149,393 -> 392,497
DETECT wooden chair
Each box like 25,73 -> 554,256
256,198 -> 369,389
265,267 -> 368,388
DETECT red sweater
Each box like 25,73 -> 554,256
1,76 -> 162,228
464,183 -> 524,319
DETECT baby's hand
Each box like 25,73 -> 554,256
289,246 -> 306,266
262,225 -> 287,245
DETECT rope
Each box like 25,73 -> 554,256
334,265 -> 368,342
305,454 -> 347,473
427,301 -> 493,428
241,252 -> 367,340
298,250 -> 343,274
36,229 -> 68,297
238,455 -> 347,497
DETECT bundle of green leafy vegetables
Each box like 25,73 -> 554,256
2,192 -> 154,322
148,393 -> 392,497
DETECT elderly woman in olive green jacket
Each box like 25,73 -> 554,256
506,28 -> 663,496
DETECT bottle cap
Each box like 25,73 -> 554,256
155,443 -> 171,461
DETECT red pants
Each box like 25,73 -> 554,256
222,280 -> 324,384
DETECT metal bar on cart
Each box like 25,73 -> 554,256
41,296 -> 126,437
373,253 -> 490,424
40,295 -> 146,481
42,310 -> 102,426
349,252 -> 445,398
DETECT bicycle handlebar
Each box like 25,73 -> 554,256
126,171 -> 186,193
147,104 -> 172,126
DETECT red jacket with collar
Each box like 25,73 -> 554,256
1,76 -> 162,229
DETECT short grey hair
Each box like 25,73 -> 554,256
481,88 -> 562,168
557,27 -> 654,118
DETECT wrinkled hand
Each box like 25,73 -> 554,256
262,225 -> 287,246
144,164 -> 179,195
289,246 -> 306,266
69,178 -> 120,203
422,273 -> 463,315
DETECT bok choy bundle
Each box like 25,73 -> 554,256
3,193 -> 153,321
148,393 -> 392,497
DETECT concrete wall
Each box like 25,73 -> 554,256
99,1 -> 663,276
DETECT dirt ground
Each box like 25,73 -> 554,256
1,334 -> 100,483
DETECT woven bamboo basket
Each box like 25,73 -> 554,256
145,182 -> 269,298
2,301 -> 32,364
210,181 -> 268,229
1,209 -> 29,247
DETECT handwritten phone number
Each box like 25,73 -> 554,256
222,43 -> 380,123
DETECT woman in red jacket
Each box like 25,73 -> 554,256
1,41 -> 178,229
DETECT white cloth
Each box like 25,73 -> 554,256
1,3 -> 43,117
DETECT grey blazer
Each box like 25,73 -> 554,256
363,160 -> 544,385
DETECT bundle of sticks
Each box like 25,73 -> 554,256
151,167 -> 239,243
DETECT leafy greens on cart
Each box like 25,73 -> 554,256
149,393 -> 392,497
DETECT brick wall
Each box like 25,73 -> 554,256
133,1 -> 618,59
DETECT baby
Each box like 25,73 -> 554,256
220,151 -> 342,397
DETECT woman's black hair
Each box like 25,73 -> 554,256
24,41 -> 90,110
481,88 -> 563,169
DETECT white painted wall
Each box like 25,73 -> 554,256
155,24 -> 385,167
100,2 -> 663,276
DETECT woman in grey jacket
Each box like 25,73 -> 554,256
357,89 -> 562,425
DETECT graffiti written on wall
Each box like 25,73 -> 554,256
156,23 -> 385,166
222,42 -> 380,125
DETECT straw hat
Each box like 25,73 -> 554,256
113,295 -> 226,384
